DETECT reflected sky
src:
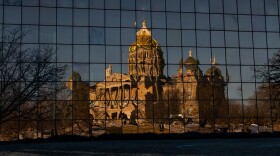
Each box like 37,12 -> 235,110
1,0 -> 280,100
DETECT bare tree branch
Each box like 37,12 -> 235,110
0,27 -> 68,125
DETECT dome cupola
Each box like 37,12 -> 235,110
205,56 -> 224,79
128,19 -> 165,77
184,49 -> 200,71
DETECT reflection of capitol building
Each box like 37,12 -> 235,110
67,20 -> 227,126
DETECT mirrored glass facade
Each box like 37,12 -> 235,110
1,0 -> 280,140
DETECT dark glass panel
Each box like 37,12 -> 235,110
211,31 -> 225,47
90,64 -> 105,81
239,32 -> 253,48
242,83 -> 256,99
181,13 -> 195,29
225,15 -> 238,31
166,0 -> 180,12
90,0 -> 104,9
210,0 -> 223,13
210,14 -> 224,30
121,10 -> 135,27
74,0 -> 88,8
40,0 -> 56,7
40,26 -> 56,43
22,7 -> 39,24
197,31 -> 210,47
237,0 -> 250,14
195,0 -> 209,13
252,16 -> 265,31
227,67 -> 241,82
4,6 -> 21,24
152,12 -> 166,29
225,32 -> 239,47
57,26 -> 72,44
151,0 -> 164,11
167,30 -> 181,46
265,0 -> 278,15
106,46 -> 121,63
4,0 -> 21,5
197,48 -> 211,64
22,0 -> 39,6
57,0 -> 72,7
223,0 -> 237,14
57,45 -> 72,62
152,29 -> 166,46
106,0 -> 120,9
267,33 -> 280,48
106,10 -> 120,27
90,9 -> 104,27
240,49 -> 254,65
40,8 -> 56,25
121,0 -> 135,10
181,0 -> 194,12
121,28 -> 135,45
90,45 -> 105,63
253,32 -> 266,48
251,0 -> 264,15
182,30 -> 196,46
90,27 -> 105,45
254,49 -> 268,65
74,9 -> 89,26
136,0 -> 150,11
22,25 -> 38,43
196,14 -> 209,30
73,27 -> 89,44
238,15 -> 252,31
167,47 -> 181,64
226,48 -> 240,65
57,8 -> 72,26
266,16 -> 279,32
106,28 -> 120,45
73,45 -> 89,63
0,6 -> 3,23
167,12 -> 180,29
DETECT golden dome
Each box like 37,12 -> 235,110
129,20 -> 161,53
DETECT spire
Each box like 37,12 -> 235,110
212,56 -> 216,65
136,19 -> 151,36
188,48 -> 192,57
142,19 -> 147,28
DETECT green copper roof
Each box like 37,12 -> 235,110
184,56 -> 200,71
205,66 -> 223,78
184,57 -> 199,64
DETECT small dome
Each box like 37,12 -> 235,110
205,66 -> 223,78
129,19 -> 161,54
129,38 -> 161,53
184,49 -> 200,71
184,57 -> 199,65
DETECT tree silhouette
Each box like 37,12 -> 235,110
0,27 -> 67,126
255,50 -> 280,124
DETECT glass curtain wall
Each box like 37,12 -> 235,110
0,0 -> 280,140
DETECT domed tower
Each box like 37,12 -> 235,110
203,56 -> 227,121
128,20 -> 165,77
205,56 -> 224,82
184,49 -> 202,78
175,49 -> 201,122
